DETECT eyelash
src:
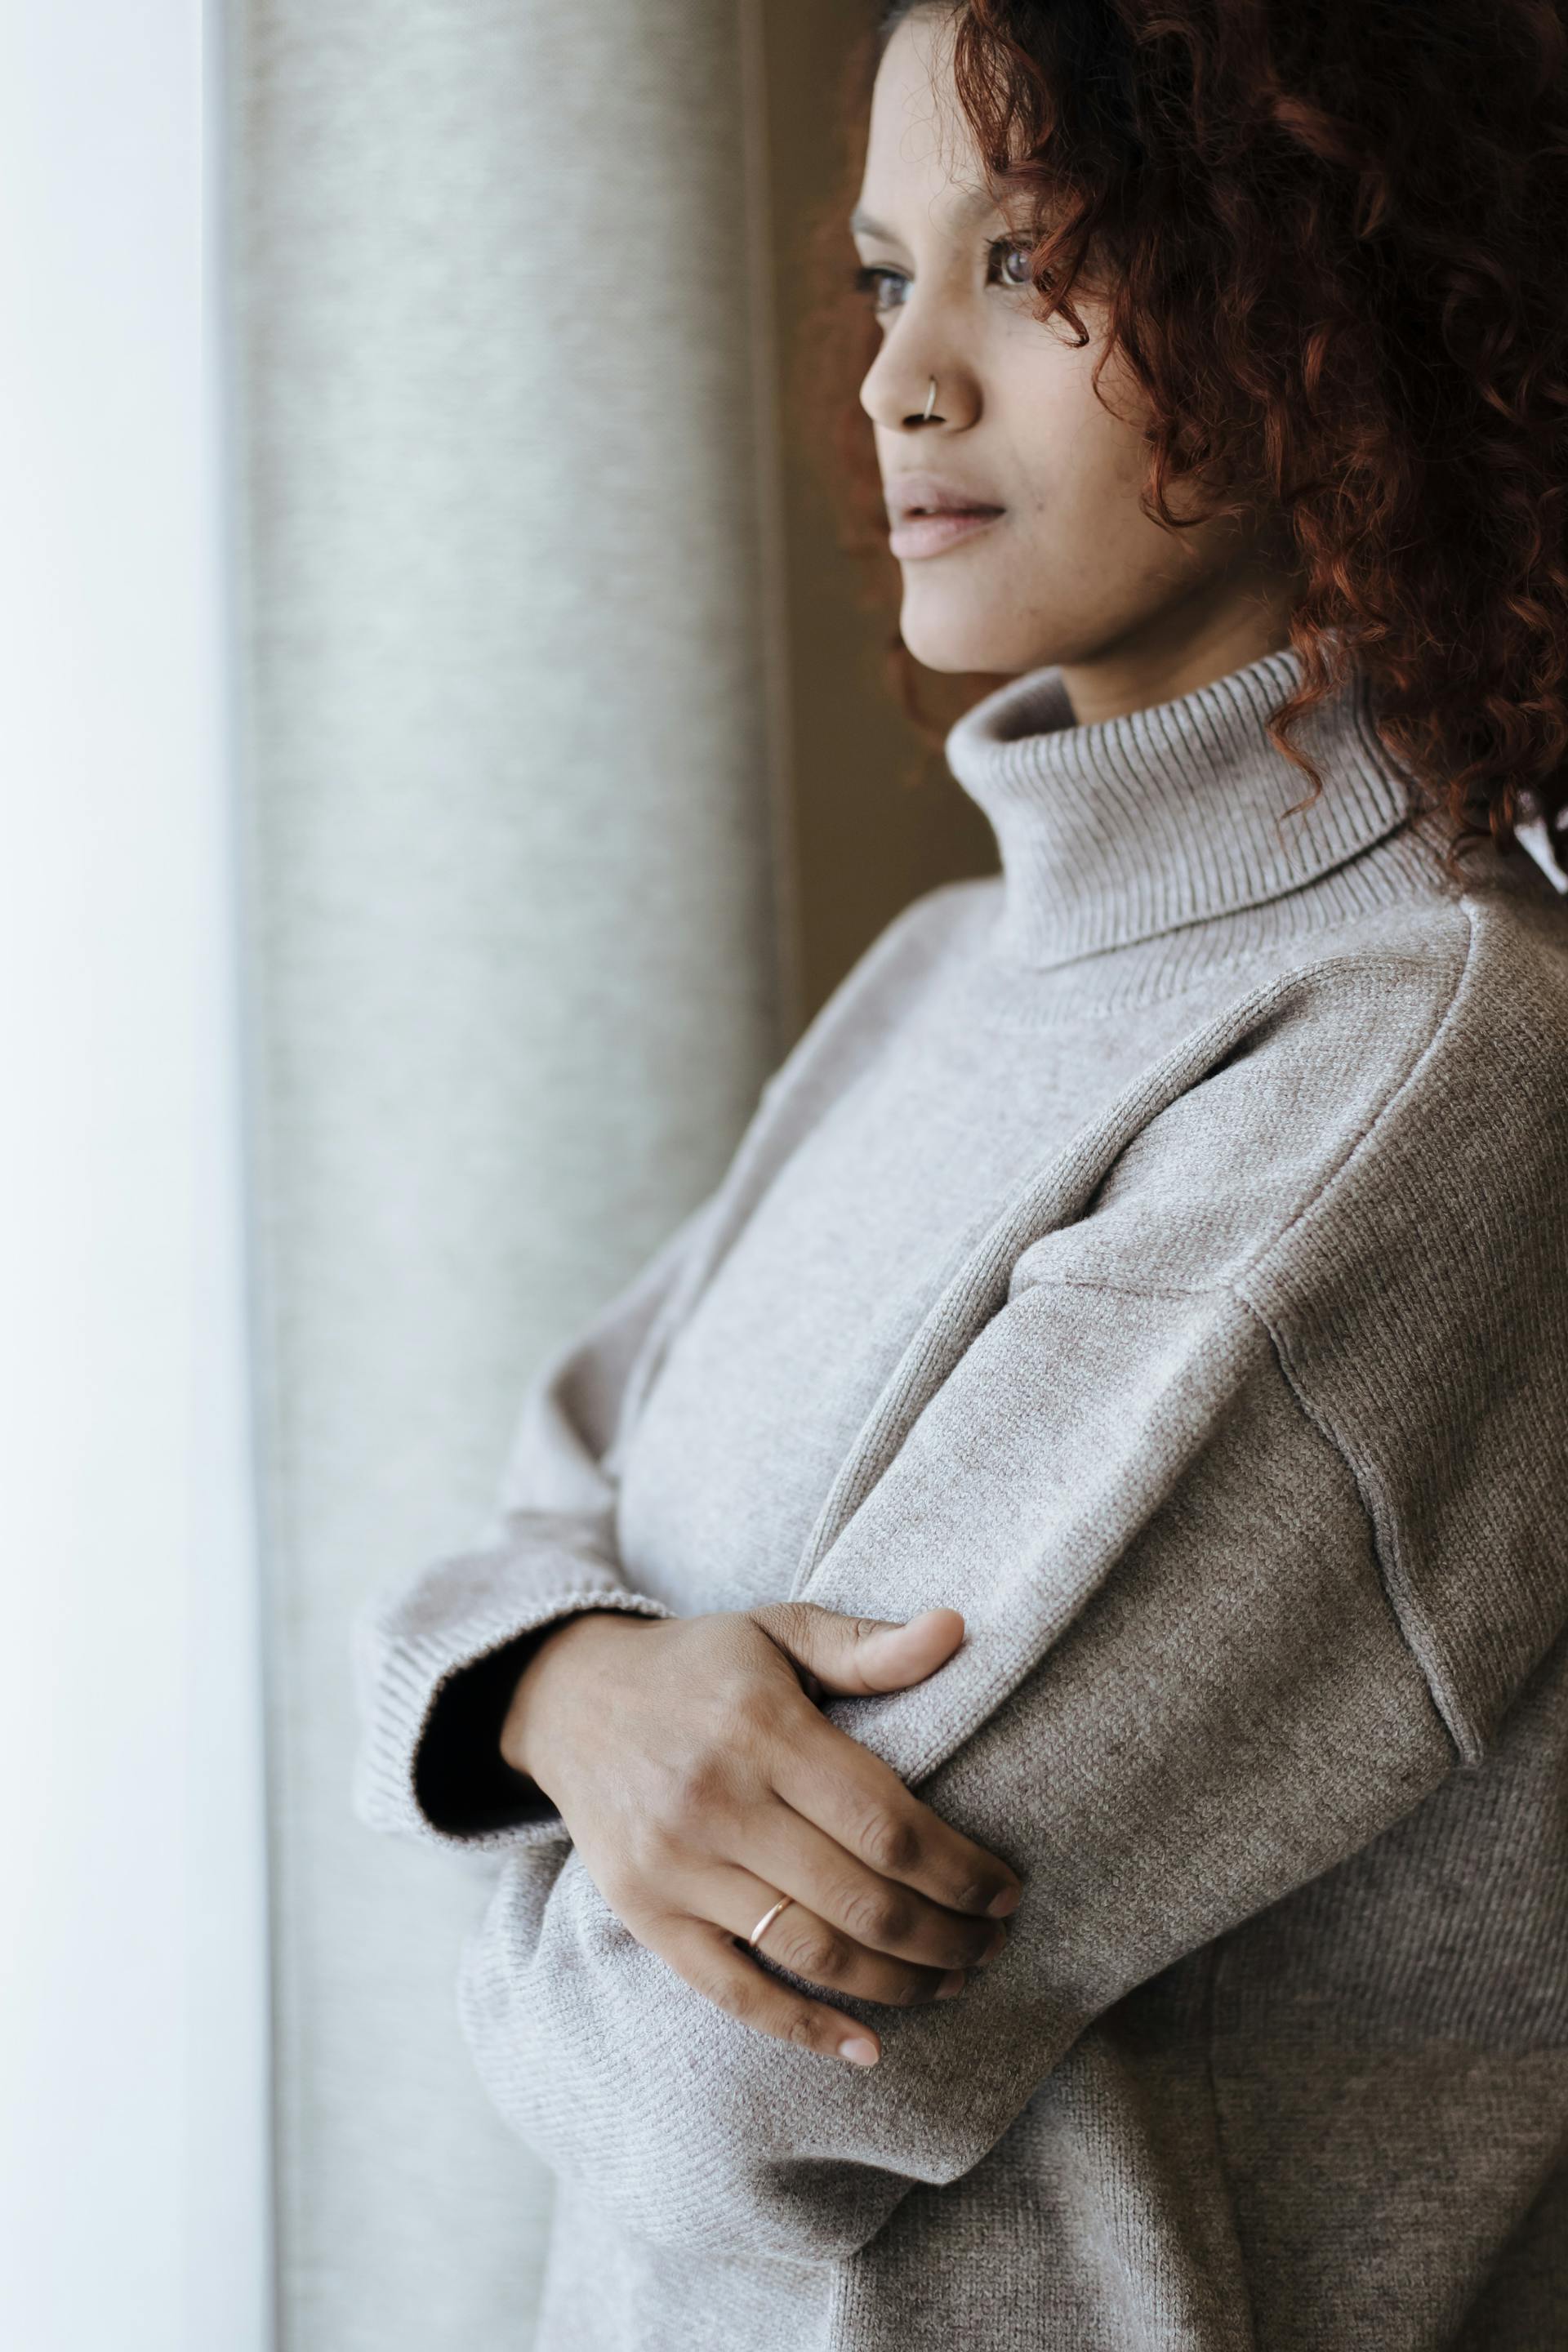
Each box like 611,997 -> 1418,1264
852,234 -> 1038,317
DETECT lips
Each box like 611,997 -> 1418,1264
884,472 -> 1006,561
884,470 -> 1005,528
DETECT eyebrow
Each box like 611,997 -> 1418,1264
849,187 -> 1000,243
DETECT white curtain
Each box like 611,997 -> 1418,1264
233,2 -> 792,2343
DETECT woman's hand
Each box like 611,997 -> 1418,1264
498,1601 -> 1022,2067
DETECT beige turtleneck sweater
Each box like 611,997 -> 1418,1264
352,650 -> 1568,2352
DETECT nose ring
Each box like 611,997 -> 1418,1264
922,375 -> 938,421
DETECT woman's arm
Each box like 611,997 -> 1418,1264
497,1597 -> 1026,2053
350,1174 -> 1027,2009
349,1183 -> 719,1854
452,1274 -> 1467,2261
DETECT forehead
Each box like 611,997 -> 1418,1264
857,11 -> 997,237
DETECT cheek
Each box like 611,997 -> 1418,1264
893,350 -> 1211,674
992,351 -> 1222,622
1008,347 -> 1155,535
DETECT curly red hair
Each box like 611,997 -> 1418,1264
798,0 -> 1568,884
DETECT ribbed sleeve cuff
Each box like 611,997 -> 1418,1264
350,1541 -> 675,1855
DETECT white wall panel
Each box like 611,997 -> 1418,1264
0,5 -> 271,2349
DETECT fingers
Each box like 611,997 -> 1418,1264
716,1860 -> 984,2007
742,1801 -> 1008,1975
749,1601 -> 966,1697
652,1913 -> 886,2068
773,1713 -> 1023,1921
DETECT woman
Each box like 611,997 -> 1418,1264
352,3 -> 1568,2345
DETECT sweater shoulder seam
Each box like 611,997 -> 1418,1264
1228,1285 -> 1470,1764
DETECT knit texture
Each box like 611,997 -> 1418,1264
351,648 -> 1568,2351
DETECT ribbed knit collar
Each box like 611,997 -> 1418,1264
943,646 -> 1417,971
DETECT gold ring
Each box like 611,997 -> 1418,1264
749,1895 -> 795,1952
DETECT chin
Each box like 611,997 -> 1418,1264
898,588 -> 1056,679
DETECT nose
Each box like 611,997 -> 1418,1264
859,339 -> 973,435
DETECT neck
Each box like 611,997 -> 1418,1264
1054,560 -> 1302,728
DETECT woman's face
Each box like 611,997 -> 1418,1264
854,8 -> 1291,705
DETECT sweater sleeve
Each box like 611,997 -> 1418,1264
448,1263 -> 1513,2263
349,1183 -> 721,1856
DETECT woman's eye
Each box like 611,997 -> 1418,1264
852,238 -> 1035,318
989,237 -> 1036,289
852,264 -> 909,317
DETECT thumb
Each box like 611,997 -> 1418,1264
749,1601 -> 965,1698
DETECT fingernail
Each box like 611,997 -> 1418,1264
936,1969 -> 965,1999
839,2034 -> 880,2066
987,1883 -> 1021,1918
978,1922 -> 1009,1964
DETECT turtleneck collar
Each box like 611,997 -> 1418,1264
943,646 -> 1418,970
